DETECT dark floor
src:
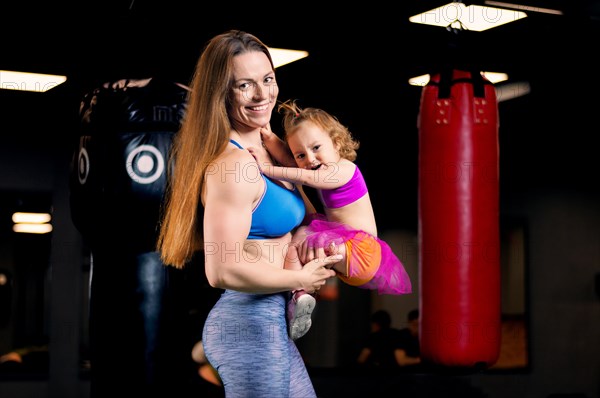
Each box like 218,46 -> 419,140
310,367 -> 488,398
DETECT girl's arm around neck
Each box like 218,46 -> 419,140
261,161 -> 356,190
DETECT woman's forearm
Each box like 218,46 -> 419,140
204,247 -> 339,294
205,256 -> 302,294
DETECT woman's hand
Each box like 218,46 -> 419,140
295,252 -> 339,293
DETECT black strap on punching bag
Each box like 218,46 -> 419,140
434,27 -> 486,100
437,66 -> 486,99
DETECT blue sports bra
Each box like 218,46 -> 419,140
229,139 -> 305,239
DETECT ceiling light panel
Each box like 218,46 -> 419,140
409,2 -> 527,32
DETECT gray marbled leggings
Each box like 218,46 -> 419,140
203,290 -> 316,398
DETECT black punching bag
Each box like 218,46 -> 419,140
70,78 -> 189,396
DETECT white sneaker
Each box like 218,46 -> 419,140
287,292 -> 316,341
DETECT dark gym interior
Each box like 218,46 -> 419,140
0,1 -> 598,397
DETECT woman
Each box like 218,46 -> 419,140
157,30 -> 339,397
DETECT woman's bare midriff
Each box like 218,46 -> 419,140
243,233 -> 293,269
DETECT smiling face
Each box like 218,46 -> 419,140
287,121 -> 341,170
229,51 -> 278,131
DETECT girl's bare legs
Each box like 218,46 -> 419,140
286,225 -> 316,340
284,226 -> 307,271
286,226 -> 348,340
324,240 -> 348,276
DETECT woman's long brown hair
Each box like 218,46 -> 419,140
156,30 -> 274,268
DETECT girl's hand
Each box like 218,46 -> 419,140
260,126 -> 296,167
246,146 -> 272,172
295,235 -> 342,265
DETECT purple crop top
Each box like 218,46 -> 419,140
319,165 -> 368,209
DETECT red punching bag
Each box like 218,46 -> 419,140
418,69 -> 501,368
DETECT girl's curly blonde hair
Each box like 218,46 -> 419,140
278,100 -> 359,161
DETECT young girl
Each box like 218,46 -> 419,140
252,100 -> 412,339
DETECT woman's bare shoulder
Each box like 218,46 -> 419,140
208,144 -> 263,193
216,143 -> 258,165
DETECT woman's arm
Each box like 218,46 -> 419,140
202,150 -> 337,294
